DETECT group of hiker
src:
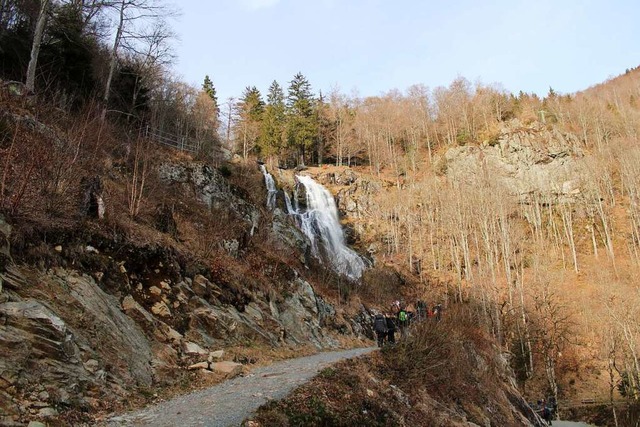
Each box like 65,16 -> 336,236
533,397 -> 557,425
372,300 -> 443,347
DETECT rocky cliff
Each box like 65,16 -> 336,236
441,119 -> 585,201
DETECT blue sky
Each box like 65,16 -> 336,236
171,0 -> 640,102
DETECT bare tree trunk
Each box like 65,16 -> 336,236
102,0 -> 126,121
608,350 -> 620,427
25,0 -> 50,93
545,354 -> 559,405
561,202 -> 579,272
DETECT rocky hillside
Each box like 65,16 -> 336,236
0,124 -> 373,425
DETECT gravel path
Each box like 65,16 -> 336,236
106,347 -> 377,427
553,422 -> 596,427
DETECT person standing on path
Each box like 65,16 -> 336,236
397,307 -> 409,339
385,312 -> 396,345
373,313 -> 388,347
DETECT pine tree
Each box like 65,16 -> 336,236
287,72 -> 318,165
235,86 -> 264,159
202,75 -> 219,111
241,86 -> 265,120
259,80 -> 286,158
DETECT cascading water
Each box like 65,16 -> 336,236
292,175 -> 368,280
259,165 -> 367,280
259,164 -> 278,209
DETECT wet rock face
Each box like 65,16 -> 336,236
268,208 -> 309,262
442,120 -> 585,201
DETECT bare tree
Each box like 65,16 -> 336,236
532,284 -> 575,405
25,0 -> 51,92
101,0 -> 176,120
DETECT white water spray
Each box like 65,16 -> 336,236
259,164 -> 278,209
292,175 -> 367,280
259,165 -> 367,279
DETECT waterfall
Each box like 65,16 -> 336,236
259,165 -> 367,279
292,175 -> 367,280
259,164 -> 278,209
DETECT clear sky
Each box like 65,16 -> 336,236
171,0 -> 640,102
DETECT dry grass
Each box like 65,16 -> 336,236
250,303 -> 539,427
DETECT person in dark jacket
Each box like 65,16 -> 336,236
373,313 -> 387,347
433,303 -> 443,322
385,313 -> 396,344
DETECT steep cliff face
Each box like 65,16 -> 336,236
0,161 -> 366,426
442,119 -> 585,201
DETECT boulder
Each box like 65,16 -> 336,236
38,407 -> 59,417
211,361 -> 242,377
155,323 -> 183,344
151,301 -> 172,318
188,361 -> 209,371
192,274 -> 211,297
83,359 -> 100,373
208,350 -> 224,361
182,341 -> 208,356
122,295 -> 155,325
221,239 -> 240,258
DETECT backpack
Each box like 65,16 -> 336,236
374,314 -> 387,333
398,310 -> 407,322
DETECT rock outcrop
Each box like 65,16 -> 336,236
158,162 -> 260,235
0,251 -> 342,423
442,120 -> 585,201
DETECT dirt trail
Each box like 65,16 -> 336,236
105,347 -> 377,427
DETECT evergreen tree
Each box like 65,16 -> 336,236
203,75 -> 218,104
235,86 -> 264,159
202,75 -> 219,116
286,72 -> 318,165
259,80 -> 286,158
241,85 -> 265,119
